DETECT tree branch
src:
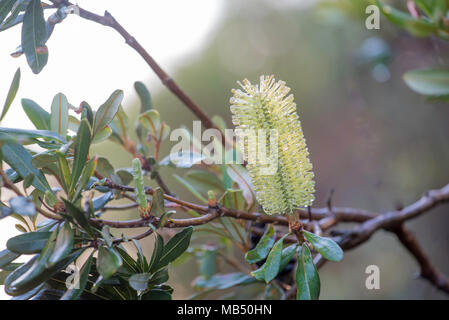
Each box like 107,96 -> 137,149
49,0 -> 225,145
392,225 -> 449,294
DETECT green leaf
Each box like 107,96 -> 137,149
115,246 -> 138,274
0,205 -> 12,219
279,243 -> 298,271
226,164 -> 256,210
6,231 -> 52,254
296,244 -> 320,300
150,187 -> 165,216
376,0 -> 439,37
93,90 -> 124,135
22,98 -> 50,130
184,170 -> 224,195
0,68 -> 20,122
50,93 -> 69,137
159,210 -> 175,228
141,289 -> 171,300
115,168 -> 133,185
72,157 -> 97,201
0,249 -> 20,269
132,158 -> 148,214
21,0 -> 48,74
134,81 -> 152,112
63,200 -> 93,235
96,156 -> 115,178
55,151 -> 71,193
245,225 -> 275,264
303,230 -> 343,262
91,125 -> 112,144
47,222 -> 74,266
0,3 -> 23,32
132,238 -> 147,272
91,191 -> 113,212
6,249 -> 82,296
68,115 -> 80,132
0,0 -> 16,25
193,272 -> 255,290
264,282 -> 285,300
69,118 -> 91,194
149,268 -> 168,285
251,241 -> 295,283
160,151 -> 205,169
96,246 -> 122,280
138,110 -> 161,136
7,228 -> 59,294
100,225 -> 113,247
9,196 -> 36,216
0,270 -> 11,285
403,69 -> 449,96
2,142 -> 51,192
264,234 -> 287,283
219,189 -> 246,211
199,246 -> 218,280
110,106 -> 129,142
129,273 -> 151,292
80,101 -> 93,126
156,227 -> 193,269
60,252 -> 93,300
173,174 -> 207,203
148,233 -> 164,273
0,127 -> 65,144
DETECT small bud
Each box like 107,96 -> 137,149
207,190 -> 217,207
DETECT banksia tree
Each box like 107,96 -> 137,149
230,75 -> 315,218
0,0 -> 445,302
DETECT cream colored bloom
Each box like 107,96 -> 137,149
230,75 -> 315,215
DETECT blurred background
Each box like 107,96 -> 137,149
1,0 -> 448,299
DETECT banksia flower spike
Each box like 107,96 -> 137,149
230,75 -> 315,217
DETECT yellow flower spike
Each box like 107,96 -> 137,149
230,75 -> 315,216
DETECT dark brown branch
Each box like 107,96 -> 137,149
50,0 -> 225,145
392,225 -> 449,294
338,183 -> 449,249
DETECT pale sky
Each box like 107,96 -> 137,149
0,0 -> 223,299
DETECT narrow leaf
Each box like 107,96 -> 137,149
93,90 -> 123,135
2,142 -> 51,192
22,98 -> 50,130
50,93 -> 69,137
134,81 -> 152,112
60,252 -> 93,300
47,222 -> 74,266
0,249 -> 20,269
296,244 -> 320,300
403,69 -> 449,96
303,230 -> 343,262
156,227 -> 193,269
6,231 -> 52,254
9,196 -> 36,216
264,234 -> 287,283
69,118 -> 91,194
129,273 -> 151,292
21,0 -> 48,74
0,68 -> 20,122
245,225 -> 275,264
97,246 -> 122,280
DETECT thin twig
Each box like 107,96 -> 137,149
392,225 -> 449,294
49,0 -> 225,145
